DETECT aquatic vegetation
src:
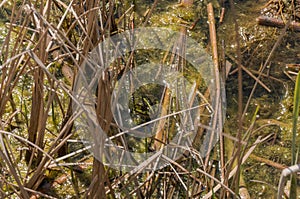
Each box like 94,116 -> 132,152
0,0 -> 299,198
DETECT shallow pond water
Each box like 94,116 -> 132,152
219,0 -> 300,197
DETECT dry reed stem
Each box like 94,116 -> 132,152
0,0 -> 98,197
205,3 -> 221,169
153,88 -> 171,151
0,136 -> 30,198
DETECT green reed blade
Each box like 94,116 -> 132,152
290,72 -> 300,198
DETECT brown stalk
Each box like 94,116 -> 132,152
257,16 -> 300,32
250,154 -> 287,170
88,73 -> 114,199
0,1 -> 30,117
0,0 -> 109,197
24,51 -> 74,193
78,1 -> 110,198
0,7 -> 37,195
205,3 -> 221,169
25,1 -> 53,164
0,137 -> 30,198
153,88 -> 171,151
82,1 -> 101,56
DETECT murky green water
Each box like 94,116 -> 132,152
219,0 -> 300,197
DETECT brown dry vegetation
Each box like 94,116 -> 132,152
0,0 -> 300,198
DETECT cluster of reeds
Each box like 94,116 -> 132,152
0,0 -> 299,198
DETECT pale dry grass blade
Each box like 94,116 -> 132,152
202,135 -> 272,198
0,134 -> 30,198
